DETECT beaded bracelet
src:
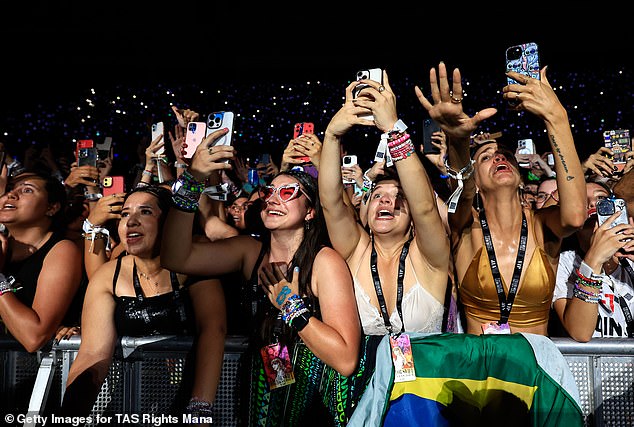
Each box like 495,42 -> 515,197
574,268 -> 602,290
174,162 -> 189,169
171,170 -> 205,212
280,294 -> 310,323
388,137 -> 415,162
572,282 -> 601,304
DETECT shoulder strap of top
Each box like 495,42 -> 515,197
113,255 -> 123,294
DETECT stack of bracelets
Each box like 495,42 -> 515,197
82,218 -> 111,252
185,397 -> 213,418
281,294 -> 312,331
573,267 -> 602,304
171,170 -> 205,212
387,130 -> 415,162
0,273 -> 21,296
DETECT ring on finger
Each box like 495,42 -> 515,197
208,147 -> 213,155
449,90 -> 463,104
109,206 -> 113,213
378,85 -> 386,93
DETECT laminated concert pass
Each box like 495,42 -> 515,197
260,342 -> 295,390
390,334 -> 416,382
481,322 -> 511,335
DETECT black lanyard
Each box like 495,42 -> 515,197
370,236 -> 412,334
479,210 -> 528,325
617,259 -> 634,337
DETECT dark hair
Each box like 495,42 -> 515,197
9,171 -> 68,232
124,185 -> 173,215
259,169 -> 331,345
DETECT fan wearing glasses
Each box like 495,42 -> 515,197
161,131 -> 360,427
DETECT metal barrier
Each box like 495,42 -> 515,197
1,336 -> 633,426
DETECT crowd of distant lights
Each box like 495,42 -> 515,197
0,66 -> 631,174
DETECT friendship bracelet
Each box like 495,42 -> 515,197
574,268 -> 602,290
171,170 -> 205,212
572,283 -> 601,304
142,170 -> 153,177
388,138 -> 415,162
174,162 -> 189,169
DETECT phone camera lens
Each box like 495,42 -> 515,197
597,200 -> 614,216
189,123 -> 196,131
356,71 -> 363,78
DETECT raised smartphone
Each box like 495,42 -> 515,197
342,155 -> 357,184
183,121 -> 207,159
151,122 -> 165,156
422,118 -> 442,155
293,122 -> 314,163
102,175 -> 125,196
206,111 -> 235,146
76,139 -> 94,162
77,147 -> 98,167
597,197 -> 630,234
603,129 -> 631,173
505,42 -> 540,85
353,68 -> 383,121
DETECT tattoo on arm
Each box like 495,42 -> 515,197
550,135 -> 575,181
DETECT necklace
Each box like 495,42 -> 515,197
137,269 -> 161,294
27,232 -> 50,254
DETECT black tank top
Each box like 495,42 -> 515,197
5,231 -> 86,326
112,257 -> 194,337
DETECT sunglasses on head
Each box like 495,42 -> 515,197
259,183 -> 312,203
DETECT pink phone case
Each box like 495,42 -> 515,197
183,121 -> 207,159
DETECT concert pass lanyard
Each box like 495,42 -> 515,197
370,236 -> 413,335
617,259 -> 634,337
479,210 -> 528,325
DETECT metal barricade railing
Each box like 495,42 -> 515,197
1,336 -> 633,426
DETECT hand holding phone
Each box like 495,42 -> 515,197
293,122 -> 314,163
505,42 -> 540,107
151,123 -> 165,156
342,155 -> 358,184
597,198 -> 629,229
516,139 -> 536,168
422,119 -> 443,155
353,68 -> 383,121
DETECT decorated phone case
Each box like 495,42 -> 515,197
505,42 -> 540,86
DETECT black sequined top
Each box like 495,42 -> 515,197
112,256 -> 194,337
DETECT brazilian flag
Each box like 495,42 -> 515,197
348,333 -> 583,426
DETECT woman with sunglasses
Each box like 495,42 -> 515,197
161,131 -> 360,427
419,62 -> 586,336
318,71 -> 452,423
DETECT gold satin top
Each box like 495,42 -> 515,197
459,245 -> 555,328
